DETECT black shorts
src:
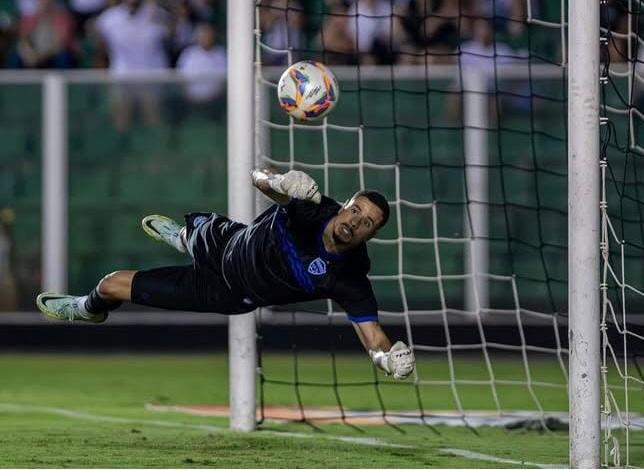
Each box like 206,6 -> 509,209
131,265 -> 255,314
183,212 -> 246,273
130,212 -> 255,314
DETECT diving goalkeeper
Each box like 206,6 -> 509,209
36,169 -> 415,380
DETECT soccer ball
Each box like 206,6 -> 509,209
277,61 -> 340,121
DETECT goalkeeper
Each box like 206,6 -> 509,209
36,169 -> 415,380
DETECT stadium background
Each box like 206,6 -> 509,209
0,0 -> 569,310
0,0 -> 575,350
0,0 -> 642,467
0,0 -> 639,337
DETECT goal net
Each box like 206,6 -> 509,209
253,0 -> 569,425
253,0 -> 641,454
599,0 -> 644,465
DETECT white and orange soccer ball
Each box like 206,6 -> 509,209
277,61 -> 340,121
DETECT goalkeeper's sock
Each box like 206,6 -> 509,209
82,287 -> 122,314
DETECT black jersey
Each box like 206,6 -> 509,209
212,197 -> 378,322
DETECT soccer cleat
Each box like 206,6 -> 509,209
141,215 -> 187,253
36,293 -> 108,323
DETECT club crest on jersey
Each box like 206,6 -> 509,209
307,257 -> 327,276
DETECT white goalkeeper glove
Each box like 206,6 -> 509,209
252,169 -> 321,203
369,341 -> 415,380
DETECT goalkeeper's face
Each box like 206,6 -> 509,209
332,196 -> 384,247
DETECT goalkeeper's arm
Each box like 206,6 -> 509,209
352,320 -> 415,380
251,168 -> 321,205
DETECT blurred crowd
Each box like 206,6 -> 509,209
0,0 -> 226,69
261,0 -> 533,66
0,0 -> 634,74
0,0 -> 229,127
0,0 -> 634,124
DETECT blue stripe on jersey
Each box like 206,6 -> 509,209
275,210 -> 316,294
317,217 -> 344,261
347,314 -> 379,323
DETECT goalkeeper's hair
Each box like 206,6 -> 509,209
347,190 -> 390,228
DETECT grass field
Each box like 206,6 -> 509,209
0,353 -> 642,468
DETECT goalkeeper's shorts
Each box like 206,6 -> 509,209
182,211 -> 246,268
131,265 -> 256,314
131,212 -> 256,314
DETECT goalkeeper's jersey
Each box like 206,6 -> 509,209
218,196 -> 378,322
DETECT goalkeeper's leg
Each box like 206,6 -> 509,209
36,271 -> 134,323
37,267 -> 203,322
37,259 -> 254,321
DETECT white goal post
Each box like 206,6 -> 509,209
227,0 -> 256,432
568,0 -> 601,466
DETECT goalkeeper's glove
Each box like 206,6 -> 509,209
253,169 -> 321,203
369,341 -> 415,380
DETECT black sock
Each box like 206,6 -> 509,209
84,287 -> 122,313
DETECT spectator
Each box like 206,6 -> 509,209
346,0 -> 396,64
67,0 -> 106,39
459,16 -> 516,71
93,0 -> 170,129
316,0 -> 356,64
258,0 -> 305,65
94,0 -> 170,72
9,0 -> 77,68
395,0 -> 468,65
171,0 -> 198,63
480,0 -> 527,39
188,0 -> 221,25
177,22 -> 225,107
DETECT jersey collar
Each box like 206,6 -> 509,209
318,217 -> 345,261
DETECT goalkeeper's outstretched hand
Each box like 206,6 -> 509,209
369,341 -> 415,380
252,169 -> 321,203
277,170 -> 321,203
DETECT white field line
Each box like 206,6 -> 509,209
0,403 -> 413,449
440,448 -> 565,469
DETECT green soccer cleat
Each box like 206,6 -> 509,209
141,214 -> 187,253
36,292 -> 108,323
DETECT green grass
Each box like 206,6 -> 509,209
259,352 -> 572,412
0,353 -> 641,468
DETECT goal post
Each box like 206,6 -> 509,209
227,0 -> 256,432
568,0 -> 601,466
42,74 -> 68,294
462,66 -> 489,316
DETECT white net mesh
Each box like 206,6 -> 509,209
252,0 -> 588,432
599,0 -> 644,464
